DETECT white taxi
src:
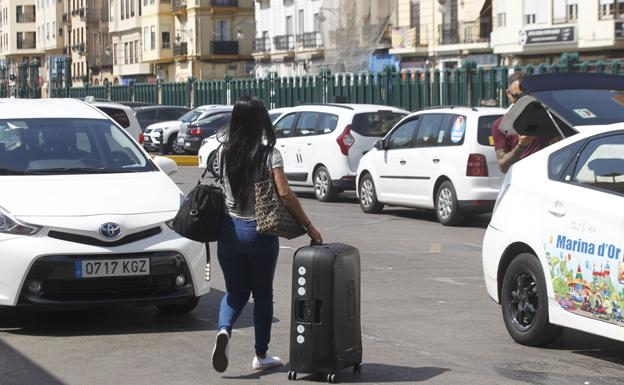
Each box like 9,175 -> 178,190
483,73 -> 624,346
0,99 -> 210,313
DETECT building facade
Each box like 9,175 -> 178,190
492,0 -> 624,65
109,0 -> 151,83
36,0 -> 63,96
141,0 -> 255,83
0,0 -> 40,95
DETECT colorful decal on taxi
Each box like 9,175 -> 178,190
546,234 -> 624,324
450,116 -> 466,144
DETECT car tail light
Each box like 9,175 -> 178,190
189,125 -> 201,135
466,154 -> 488,177
336,124 -> 354,156
139,132 -> 144,144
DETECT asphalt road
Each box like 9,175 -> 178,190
1,167 -> 624,385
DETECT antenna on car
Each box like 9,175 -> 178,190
85,96 -> 95,104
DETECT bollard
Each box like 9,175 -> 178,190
159,132 -> 165,155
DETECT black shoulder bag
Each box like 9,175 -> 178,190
171,147 -> 224,243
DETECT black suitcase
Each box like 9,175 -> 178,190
287,243 -> 362,383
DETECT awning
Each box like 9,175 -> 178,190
463,0 -> 488,23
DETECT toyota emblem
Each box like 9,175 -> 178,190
99,222 -> 122,240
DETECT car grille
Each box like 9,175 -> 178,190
48,227 -> 162,247
42,276 -> 174,301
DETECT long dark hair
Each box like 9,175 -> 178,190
223,96 -> 276,211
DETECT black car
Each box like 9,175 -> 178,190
183,112 -> 232,153
134,105 -> 190,131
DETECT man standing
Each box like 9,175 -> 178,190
492,71 -> 552,173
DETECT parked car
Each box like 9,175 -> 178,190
134,105 -> 190,132
91,101 -> 142,143
197,107 -> 293,175
356,107 -> 505,225
482,73 -> 624,347
272,104 -> 408,201
180,106 -> 233,154
143,105 -> 225,154
0,98 -> 210,313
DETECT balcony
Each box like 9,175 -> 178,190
210,0 -> 237,6
438,24 -> 459,45
173,0 -> 187,13
211,40 -> 238,55
253,37 -> 270,53
79,8 -> 86,19
296,32 -> 322,49
174,42 -> 188,56
462,20 -> 491,44
62,12 -> 69,23
273,35 -> 294,51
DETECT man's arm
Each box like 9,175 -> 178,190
496,145 -> 525,174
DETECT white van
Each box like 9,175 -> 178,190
273,104 -> 408,201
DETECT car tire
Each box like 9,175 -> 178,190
207,151 -> 220,178
501,253 -> 563,347
359,174 -> 383,213
157,297 -> 200,314
435,181 -> 466,226
165,133 -> 177,155
314,166 -> 337,202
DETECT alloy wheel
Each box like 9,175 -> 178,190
437,187 -> 453,220
508,271 -> 539,332
360,179 -> 374,208
315,170 -> 329,199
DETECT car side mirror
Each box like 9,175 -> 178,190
374,140 -> 387,151
152,156 -> 178,176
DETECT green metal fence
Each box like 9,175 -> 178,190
42,58 -> 623,112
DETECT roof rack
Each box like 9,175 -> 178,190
297,103 -> 355,110
418,105 -> 479,112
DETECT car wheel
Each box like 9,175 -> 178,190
314,166 -> 337,202
165,134 -> 178,155
208,151 -> 220,178
435,181 -> 466,226
501,253 -> 562,346
157,297 -> 200,314
359,174 -> 383,213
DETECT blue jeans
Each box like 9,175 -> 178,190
217,214 -> 279,356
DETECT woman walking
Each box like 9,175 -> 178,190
211,96 -> 323,373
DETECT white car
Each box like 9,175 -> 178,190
197,107 -> 293,175
143,105 -> 226,154
91,101 -> 142,144
482,73 -> 624,346
356,107 -> 506,225
273,104 -> 408,201
0,99 -> 209,313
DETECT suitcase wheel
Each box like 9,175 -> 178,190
327,373 -> 336,383
353,364 -> 361,374
287,371 -> 297,381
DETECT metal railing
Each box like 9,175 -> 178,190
172,0 -> 187,12
210,0 -> 237,6
296,32 -> 322,49
253,37 -> 270,53
438,24 -> 459,45
173,42 -> 188,56
274,35 -> 294,51
211,41 -> 238,55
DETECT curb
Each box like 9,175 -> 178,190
152,155 -> 198,166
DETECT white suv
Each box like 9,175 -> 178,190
356,107 -> 506,225
273,104 -> 408,201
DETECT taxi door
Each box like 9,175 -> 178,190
541,132 -> 624,328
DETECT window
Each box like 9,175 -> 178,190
129,41 -> 134,63
130,0 -> 134,17
415,114 -> 445,147
216,20 -> 231,41
573,134 -> 624,195
99,107 -> 130,128
599,0 -> 624,18
52,21 -> 55,38
317,113 -> 339,134
135,39 -> 139,61
295,112 -> 319,136
548,141 -> 583,180
161,30 -> 170,48
16,5 -> 36,23
143,26 -> 148,50
120,0 -> 124,20
477,115 -> 502,146
314,13 -> 320,32
274,113 -> 296,138
150,26 -> 155,50
411,0 -> 420,28
523,0 -> 541,24
298,9 -> 304,35
525,14 -> 536,24
113,43 -> 117,64
17,32 -> 36,49
387,119 -> 418,149
125,0 -> 130,18
124,42 -> 128,64
352,113 -> 405,137
286,15 -> 293,35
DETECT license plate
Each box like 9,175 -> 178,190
144,136 -> 151,142
185,143 -> 192,147
75,258 -> 150,278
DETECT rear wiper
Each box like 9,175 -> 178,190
0,168 -> 25,175
25,168 -> 121,175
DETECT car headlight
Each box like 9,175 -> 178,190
0,207 -> 41,235
154,128 -> 163,134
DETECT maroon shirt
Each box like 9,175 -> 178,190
491,116 -> 551,160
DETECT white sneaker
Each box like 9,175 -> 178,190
211,329 -> 230,373
252,354 -> 283,370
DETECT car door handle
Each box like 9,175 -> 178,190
400,160 -> 407,165
433,158 -> 440,163
548,202 -> 566,217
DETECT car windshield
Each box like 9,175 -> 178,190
179,110 -> 204,123
0,118 -> 155,175
352,112 -> 406,137
533,89 -> 624,126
